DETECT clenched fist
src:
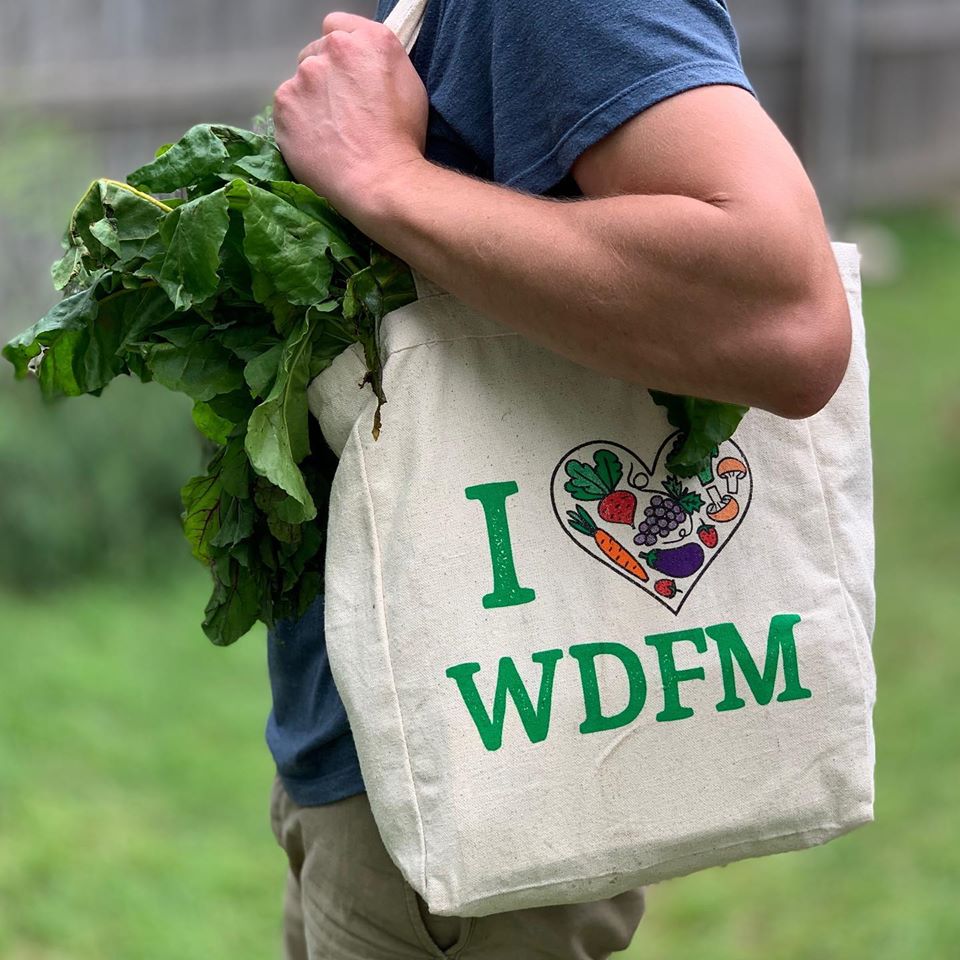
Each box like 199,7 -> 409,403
273,12 -> 429,220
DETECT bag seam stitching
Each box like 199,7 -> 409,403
803,250 -> 873,693
451,818 -> 867,910
803,415 -> 873,698
801,359 -> 877,810
355,424 -> 430,896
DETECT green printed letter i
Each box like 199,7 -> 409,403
465,481 -> 536,609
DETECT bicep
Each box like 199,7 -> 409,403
569,83 -> 850,416
571,85 -> 823,231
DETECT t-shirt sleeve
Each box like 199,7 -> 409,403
434,0 -> 755,195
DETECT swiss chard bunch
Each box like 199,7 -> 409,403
3,123 -> 416,645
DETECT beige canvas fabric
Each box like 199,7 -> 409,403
306,0 -> 876,919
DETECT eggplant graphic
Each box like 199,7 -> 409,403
637,542 -> 705,579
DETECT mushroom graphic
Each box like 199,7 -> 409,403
716,457 -> 748,494
704,484 -> 740,523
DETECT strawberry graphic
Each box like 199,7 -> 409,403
697,522 -> 718,549
654,578 -> 680,599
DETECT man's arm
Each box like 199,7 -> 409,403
275,14 -> 851,419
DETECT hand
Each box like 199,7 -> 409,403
273,12 -> 429,219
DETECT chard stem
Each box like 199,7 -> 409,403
101,179 -> 174,212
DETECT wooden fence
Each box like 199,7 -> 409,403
733,0 -> 960,221
1,0 -> 959,221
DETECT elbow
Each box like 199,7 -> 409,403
760,270 -> 853,421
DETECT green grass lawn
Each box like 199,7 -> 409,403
0,575 -> 283,959
2,211 -> 959,958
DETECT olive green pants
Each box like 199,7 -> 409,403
270,777 -> 645,959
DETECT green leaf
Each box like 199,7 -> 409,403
63,182 -> 112,270
308,308 -> 357,378
662,476 -> 705,516
218,211 -> 254,297
245,317 -> 315,520
593,450 -> 623,494
142,190 -> 230,310
370,247 -> 418,314
3,276 -> 129,395
266,180 -> 366,266
226,180 -> 335,305
113,284 -> 178,353
4,283 -> 96,377
210,495 -> 255,548
244,341 -> 284,397
128,124 -> 232,193
192,400 -> 236,444
37,329 -> 85,398
678,491 -> 705,515
279,521 -> 323,593
218,437 -> 250,500
207,390 -> 257,429
343,265 -> 381,321
219,324 -> 280,362
144,335 -> 244,401
181,472 -> 223,564
73,299 -> 128,393
50,284 -> 176,394
564,459 -> 606,501
649,391 -> 750,479
230,151 -> 290,184
87,180 -> 167,260
202,556 -> 262,645
54,180 -> 169,286
50,246 -> 88,291
154,325 -> 203,348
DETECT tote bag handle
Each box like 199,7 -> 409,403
381,0 -> 445,300
383,0 -> 431,53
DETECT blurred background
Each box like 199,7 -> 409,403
0,1 -> 957,957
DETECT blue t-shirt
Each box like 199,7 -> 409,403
266,0 -> 754,806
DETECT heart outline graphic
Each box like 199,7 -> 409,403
550,432 -> 752,615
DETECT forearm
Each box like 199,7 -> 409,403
341,158 -> 849,418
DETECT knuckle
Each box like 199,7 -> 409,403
295,55 -> 320,78
325,30 -> 349,51
274,78 -> 296,105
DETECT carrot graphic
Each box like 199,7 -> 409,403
566,505 -> 649,582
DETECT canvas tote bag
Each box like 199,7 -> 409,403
307,0 -> 876,918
